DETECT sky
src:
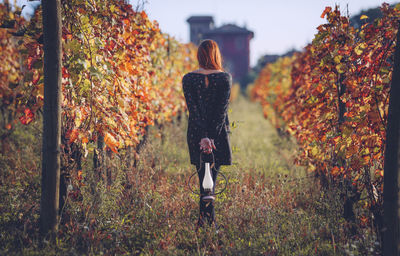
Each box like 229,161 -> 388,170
5,0 -> 400,67
139,0 -> 399,67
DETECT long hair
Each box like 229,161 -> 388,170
197,39 -> 224,71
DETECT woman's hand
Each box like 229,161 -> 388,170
199,138 -> 216,154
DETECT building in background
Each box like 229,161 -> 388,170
187,15 -> 254,85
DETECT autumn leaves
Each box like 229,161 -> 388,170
251,3 -> 400,224
0,0 -> 197,154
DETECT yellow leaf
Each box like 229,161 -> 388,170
37,83 -> 44,100
334,55 -> 342,64
335,63 -> 345,74
75,109 -> 82,128
311,146 -> 318,156
355,42 -> 367,55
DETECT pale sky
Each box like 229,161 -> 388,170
7,0 -> 400,67
140,0 -> 399,67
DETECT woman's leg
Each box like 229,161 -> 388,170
210,163 -> 220,227
196,161 -> 220,228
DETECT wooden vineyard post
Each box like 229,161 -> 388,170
383,21 -> 400,255
39,0 -> 63,236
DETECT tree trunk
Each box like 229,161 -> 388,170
133,126 -> 149,168
39,0 -> 62,236
383,21 -> 400,255
93,133 -> 104,182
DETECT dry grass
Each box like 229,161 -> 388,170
0,93 -> 379,255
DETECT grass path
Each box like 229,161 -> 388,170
228,92 -> 301,176
0,91 -> 376,255
133,93 -> 356,255
147,92 -> 303,178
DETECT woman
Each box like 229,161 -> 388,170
181,39 -> 232,230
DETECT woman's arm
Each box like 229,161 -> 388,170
208,73 -> 232,140
182,74 -> 208,139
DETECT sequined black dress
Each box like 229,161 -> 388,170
182,71 -> 232,167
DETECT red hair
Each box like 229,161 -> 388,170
197,39 -> 224,71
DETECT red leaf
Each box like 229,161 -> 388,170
19,108 -> 34,125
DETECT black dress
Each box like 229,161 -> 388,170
182,71 -> 233,228
182,71 -> 233,167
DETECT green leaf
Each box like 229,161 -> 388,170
380,67 -> 390,74
79,78 -> 91,95
89,66 -> 98,75
80,15 -> 89,25
64,39 -> 82,52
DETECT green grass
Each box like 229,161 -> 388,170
148,92 -> 302,177
0,93 -> 380,255
228,92 -> 302,176
134,92 -> 378,255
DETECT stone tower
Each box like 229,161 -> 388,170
186,16 -> 215,46
186,15 -> 254,84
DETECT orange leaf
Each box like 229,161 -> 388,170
321,6 -> 332,19
363,155 -> 370,164
67,129 -> 79,144
123,18 -> 130,25
77,170 -> 83,181
140,11 -> 148,19
376,169 -> 384,177
32,70 -> 40,85
104,132 -> 119,153
82,136 -> 89,144
331,166 -> 340,175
